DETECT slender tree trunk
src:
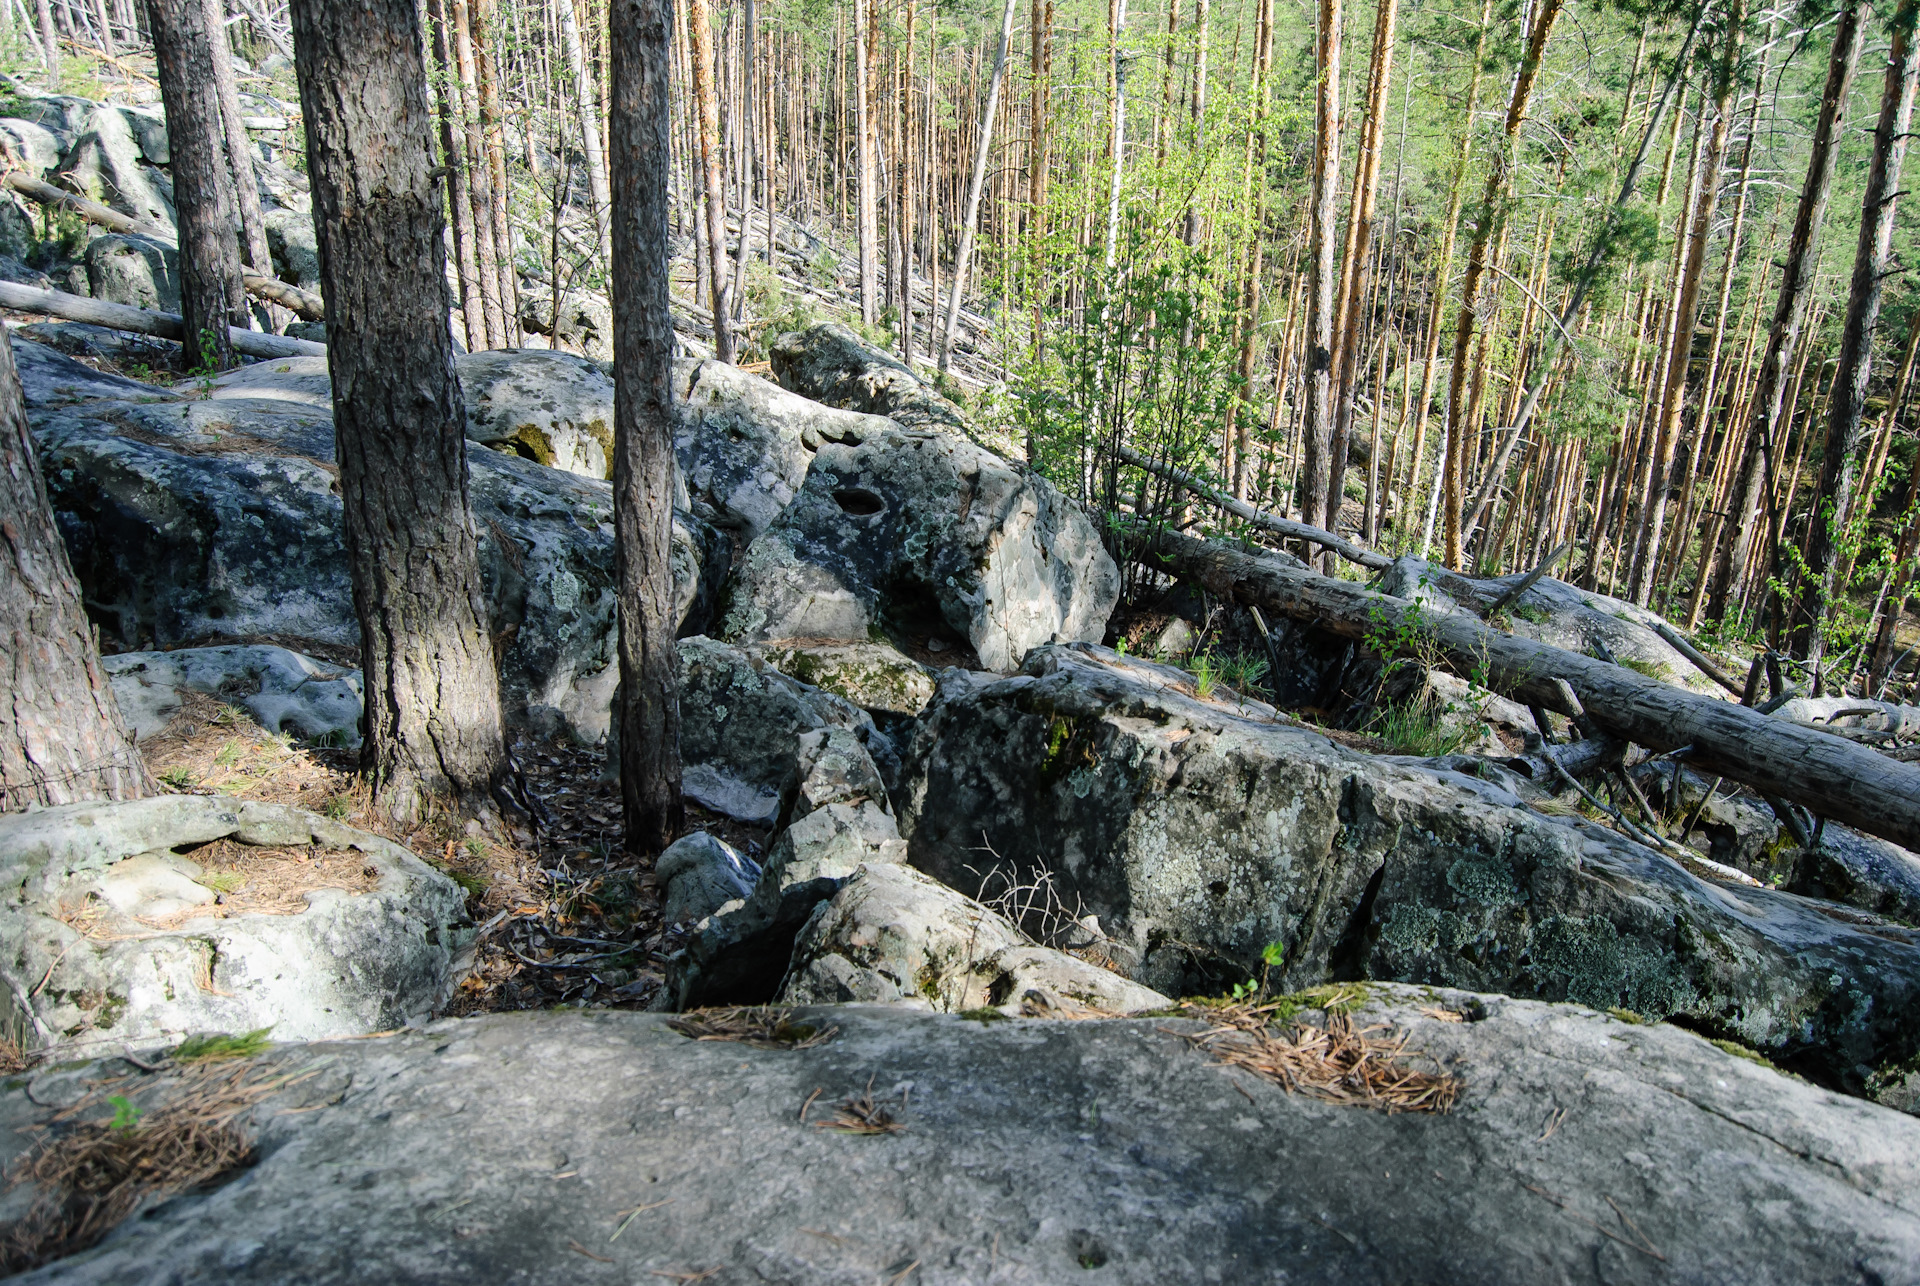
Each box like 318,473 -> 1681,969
899,0 -> 916,365
1181,0 -> 1208,247
1707,2 -> 1867,625
430,0 -> 487,353
855,0 -> 877,324
1225,0 -> 1271,498
0,327 -> 152,810
939,0 -> 1018,372
1793,0 -> 1920,664
148,0 -> 247,371
35,0 -> 57,83
472,0 -> 518,344
1325,0 -> 1398,529
449,0 -> 507,347
608,0 -> 682,853
290,0 -> 513,826
559,0 -> 613,271
1294,0 -> 1341,548
1101,0 -> 1129,268
686,0 -> 734,360
1628,0 -> 1745,605
202,0 -> 270,296
1441,0 -> 1565,566
728,0 -> 754,323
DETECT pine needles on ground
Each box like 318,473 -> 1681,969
1174,1002 -> 1461,1114
665,1007 -> 838,1050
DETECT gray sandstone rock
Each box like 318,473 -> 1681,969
8,993 -> 1919,1284
460,348 -> 614,479
770,321 -> 970,436
782,860 -> 1172,1015
519,289 -> 613,363
722,421 -> 1118,671
55,103 -> 176,231
83,232 -> 179,312
0,796 -> 466,1059
102,644 -> 363,746
656,832 -> 760,926
262,207 -> 319,292
755,641 -> 937,717
897,642 -> 1920,1105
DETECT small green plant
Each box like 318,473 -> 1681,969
1189,651 -> 1221,700
106,1095 -> 143,1132
197,872 -> 245,895
321,795 -> 351,820
172,1028 -> 272,1064
213,739 -> 244,768
1227,942 -> 1287,1001
158,766 -> 196,790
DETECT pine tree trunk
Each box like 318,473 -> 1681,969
449,0 -> 508,347
289,0 -> 512,826
35,0 -> 58,83
686,0 -> 734,360
1181,0 -> 1208,247
431,0 -> 486,353
202,0 -> 270,294
608,0 -> 683,854
855,0 -> 877,324
1294,0 -> 1341,548
148,0 -> 246,371
1706,1 -> 1867,625
939,0 -> 1018,372
472,0 -> 518,344
0,327 -> 152,810
559,0 -> 614,271
1793,0 -> 1920,665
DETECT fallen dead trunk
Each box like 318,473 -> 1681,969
0,280 -> 323,359
1146,529 -> 1920,854
2,172 -> 328,321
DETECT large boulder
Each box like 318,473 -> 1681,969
897,643 -> 1920,1106
770,321 -> 970,437
655,832 -> 761,926
756,641 -> 937,718
8,993 -> 1919,1283
83,232 -> 180,312
782,860 -> 1172,1015
262,207 -> 320,292
460,348 -> 614,479
519,289 -> 613,363
0,796 -> 466,1059
721,420 -> 1118,671
22,339 -> 719,744
103,645 -> 364,746
54,103 -> 176,232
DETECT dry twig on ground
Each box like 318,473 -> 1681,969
1173,1003 -> 1460,1113
809,1075 -> 906,1135
665,1007 -> 838,1050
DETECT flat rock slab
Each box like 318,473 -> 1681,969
12,988 -> 1918,1284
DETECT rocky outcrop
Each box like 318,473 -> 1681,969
655,832 -> 761,926
0,796 -> 467,1059
756,641 -> 937,717
519,290 -> 613,363
897,643 -> 1920,1106
770,321 -> 970,436
83,233 -> 179,312
8,991 -> 1918,1284
21,338 -> 720,744
460,349 -> 614,480
782,860 -> 1172,1015
104,644 -> 364,746
721,420 -> 1118,671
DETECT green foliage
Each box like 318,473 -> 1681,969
196,872 -> 245,895
158,767 -> 196,790
172,1028 -> 272,1064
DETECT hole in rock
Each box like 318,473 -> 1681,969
832,487 -> 885,516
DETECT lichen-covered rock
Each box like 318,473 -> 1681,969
675,354 -> 890,541
673,636 -> 887,824
781,861 -> 1171,1015
898,642 -> 1920,1106
655,832 -> 760,926
756,641 -> 937,717
54,102 -> 176,232
22,340 -> 718,745
722,422 -> 1118,671
460,349 -> 614,480
519,289 -> 613,363
263,207 -> 319,292
103,645 -> 363,746
84,232 -> 179,312
1790,827 -> 1920,928
0,796 -> 467,1058
770,322 -> 970,436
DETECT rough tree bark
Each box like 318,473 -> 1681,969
1295,0 -> 1341,547
558,0 -> 614,272
608,0 -> 683,854
0,326 -> 153,810
147,0 -> 248,371
203,0 -> 272,289
289,0 -> 513,825
1793,0 -> 1920,665
687,0 -> 734,361
1706,1 -> 1867,625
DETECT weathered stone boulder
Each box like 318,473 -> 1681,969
262,207 -> 319,292
83,232 -> 179,312
519,289 -> 613,363
722,421 -> 1118,671
655,832 -> 761,926
898,643 -> 1920,1105
755,641 -> 937,717
9,992 -> 1920,1283
674,636 -> 889,824
460,348 -> 614,479
103,645 -> 363,746
0,116 -> 65,179
54,103 -> 176,232
1380,556 -> 1726,695
770,321 -> 970,436
22,340 -> 718,744
675,354 -> 891,541
1791,827 -> 1920,928
0,796 -> 466,1059
782,861 -> 1172,1015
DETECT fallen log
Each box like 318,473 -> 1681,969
1,172 -> 328,321
1145,529 -> 1920,855
0,280 -> 324,359
1114,443 -> 1392,570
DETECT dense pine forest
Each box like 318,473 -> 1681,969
9,0 -> 1918,691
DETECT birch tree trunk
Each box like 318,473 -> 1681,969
938,0 -> 1018,373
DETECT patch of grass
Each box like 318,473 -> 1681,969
213,740 -> 245,768
1709,1036 -> 1783,1073
1617,657 -> 1668,682
957,1007 -> 1009,1025
196,872 -> 246,896
320,795 -> 352,821
158,767 -> 197,790
171,1029 -> 272,1065
1371,697 -> 1469,758
1608,1008 -> 1646,1025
